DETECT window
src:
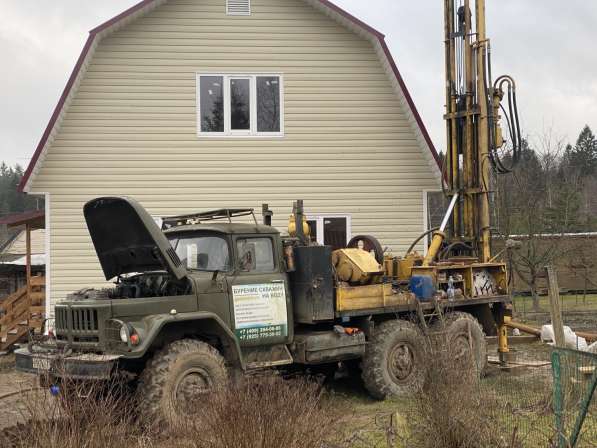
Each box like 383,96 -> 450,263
236,237 -> 275,272
256,77 -> 281,132
307,216 -> 351,251
199,76 -> 224,133
197,74 -> 283,137
227,0 -> 250,16
168,234 -> 230,271
230,78 -> 250,130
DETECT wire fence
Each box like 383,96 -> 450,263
338,337 -> 597,448
452,345 -> 596,448
484,346 -> 561,447
552,348 -> 597,447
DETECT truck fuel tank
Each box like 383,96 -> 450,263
290,330 -> 366,365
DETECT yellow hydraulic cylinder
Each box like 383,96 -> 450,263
498,316 -> 511,354
422,231 -> 446,267
422,193 -> 458,266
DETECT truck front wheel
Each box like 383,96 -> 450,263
361,319 -> 427,399
137,339 -> 228,423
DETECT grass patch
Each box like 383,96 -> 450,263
513,294 -> 597,313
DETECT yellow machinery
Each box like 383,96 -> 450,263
332,249 -> 383,285
440,0 -> 521,263
286,1 -> 521,364
437,0 -> 521,359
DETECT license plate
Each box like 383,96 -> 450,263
32,357 -> 51,371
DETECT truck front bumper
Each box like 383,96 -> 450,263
15,347 -> 121,380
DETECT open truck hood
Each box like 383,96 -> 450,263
84,197 -> 187,280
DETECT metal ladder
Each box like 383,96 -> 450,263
415,296 -> 445,334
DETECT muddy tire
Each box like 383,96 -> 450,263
361,319 -> 428,399
435,312 -> 487,375
137,339 -> 228,424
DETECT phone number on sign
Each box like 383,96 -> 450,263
237,325 -> 284,340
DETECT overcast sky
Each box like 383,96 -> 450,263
1,1 -> 595,168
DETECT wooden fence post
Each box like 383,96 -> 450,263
546,265 -> 565,348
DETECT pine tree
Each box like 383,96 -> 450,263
543,182 -> 582,233
0,162 -> 43,217
566,125 -> 597,176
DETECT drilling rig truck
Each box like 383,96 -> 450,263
16,0 -> 522,422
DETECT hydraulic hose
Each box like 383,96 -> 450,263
406,227 -> 439,256
491,75 -> 522,173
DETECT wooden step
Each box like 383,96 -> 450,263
28,306 -> 45,314
0,277 -> 46,350
0,325 -> 29,351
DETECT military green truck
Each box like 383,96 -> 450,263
16,196 -> 510,421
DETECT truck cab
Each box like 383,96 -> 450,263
164,222 -> 294,349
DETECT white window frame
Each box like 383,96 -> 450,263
306,214 -> 352,246
196,73 -> 284,138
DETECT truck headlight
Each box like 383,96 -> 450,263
118,322 -> 140,345
119,324 -> 129,343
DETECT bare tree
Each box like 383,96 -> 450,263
497,132 -> 578,311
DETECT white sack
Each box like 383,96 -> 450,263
540,324 -> 588,350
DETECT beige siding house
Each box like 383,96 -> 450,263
19,0 -> 441,312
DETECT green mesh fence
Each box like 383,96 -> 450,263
356,339 -> 597,448
552,348 -> 597,447
482,348 -> 556,447
481,345 -> 597,448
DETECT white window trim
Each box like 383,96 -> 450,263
196,73 -> 284,138
306,214 -> 352,246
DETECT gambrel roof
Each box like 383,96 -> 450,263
19,0 -> 441,193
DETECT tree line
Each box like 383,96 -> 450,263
495,125 -> 597,308
0,163 -> 42,217
496,125 -> 597,236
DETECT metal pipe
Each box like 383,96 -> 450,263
475,0 -> 492,262
440,193 -> 460,232
504,318 -> 597,343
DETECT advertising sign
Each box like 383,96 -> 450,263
232,283 -> 288,341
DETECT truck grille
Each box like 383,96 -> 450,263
55,306 -> 101,344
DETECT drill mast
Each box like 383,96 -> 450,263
443,0 -> 521,262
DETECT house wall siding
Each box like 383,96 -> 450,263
29,0 -> 439,305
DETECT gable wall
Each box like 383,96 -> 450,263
29,0 -> 439,304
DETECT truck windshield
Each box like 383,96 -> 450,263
168,234 -> 230,272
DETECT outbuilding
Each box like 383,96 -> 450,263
19,0 -> 441,311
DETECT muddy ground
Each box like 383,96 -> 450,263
0,355 -> 40,430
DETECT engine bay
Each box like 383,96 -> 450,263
67,273 -> 192,300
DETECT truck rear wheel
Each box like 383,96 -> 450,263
361,319 -> 427,399
137,339 -> 228,423
435,312 -> 487,375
